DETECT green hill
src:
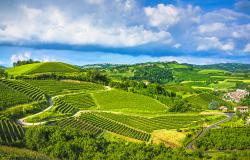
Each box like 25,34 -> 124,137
6,62 -> 80,76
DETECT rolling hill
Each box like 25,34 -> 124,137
6,62 -> 80,76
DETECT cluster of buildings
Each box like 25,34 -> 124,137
223,89 -> 249,103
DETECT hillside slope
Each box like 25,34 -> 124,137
6,62 -> 80,75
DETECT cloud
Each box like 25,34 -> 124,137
198,23 -> 226,33
11,52 -> 32,63
144,4 -> 180,29
0,5 -> 171,47
197,37 -> 234,51
243,43 -> 250,52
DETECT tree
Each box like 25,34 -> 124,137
208,101 -> 219,110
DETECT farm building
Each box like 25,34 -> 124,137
219,106 -> 228,112
234,106 -> 249,113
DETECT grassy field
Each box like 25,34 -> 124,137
93,89 -> 167,114
6,62 -> 80,76
198,69 -> 228,74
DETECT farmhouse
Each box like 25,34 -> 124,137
234,106 -> 249,113
219,106 -> 228,112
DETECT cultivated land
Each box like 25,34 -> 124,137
0,61 -> 249,159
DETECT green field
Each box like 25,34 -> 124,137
93,89 -> 167,114
25,80 -> 104,96
6,62 -> 80,76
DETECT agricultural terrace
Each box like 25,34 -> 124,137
25,80 -> 104,96
93,89 -> 167,114
0,118 -> 25,145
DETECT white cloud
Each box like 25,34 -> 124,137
198,23 -> 226,33
243,43 -> 250,52
144,4 -> 180,29
0,5 -> 171,47
197,37 -> 234,51
173,43 -> 181,48
11,52 -> 32,63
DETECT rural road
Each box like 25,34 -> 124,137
17,86 -> 112,126
186,113 -> 234,151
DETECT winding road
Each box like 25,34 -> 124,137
186,113 -> 234,151
17,86 -> 112,126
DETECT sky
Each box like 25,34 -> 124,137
0,0 -> 249,67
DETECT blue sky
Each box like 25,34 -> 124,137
0,0 -> 249,66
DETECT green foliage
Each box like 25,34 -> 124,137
208,101 -> 219,110
195,127 -> 250,150
86,70 -> 110,85
168,99 -> 193,112
24,126 -> 202,160
94,89 -> 167,114
0,119 -> 25,146
13,59 -> 40,67
133,65 -> 173,83
53,97 -> 79,114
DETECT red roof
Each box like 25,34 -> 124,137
237,106 -> 248,109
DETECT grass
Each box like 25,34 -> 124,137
93,89 -> 167,114
151,129 -> 186,148
6,63 -> 41,76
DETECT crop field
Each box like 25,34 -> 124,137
95,112 -> 202,132
0,82 -> 32,110
59,93 -> 96,109
53,97 -> 79,114
0,118 -> 25,145
197,69 -> 228,74
80,112 -> 151,141
0,79 -> 46,101
93,89 -> 167,114
25,80 -> 104,96
27,62 -> 80,74
56,117 -> 103,136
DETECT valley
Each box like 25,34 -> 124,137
0,61 -> 249,159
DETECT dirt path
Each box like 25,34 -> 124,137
17,86 -> 112,126
186,113 -> 234,151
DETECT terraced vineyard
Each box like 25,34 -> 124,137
0,82 -> 32,110
0,118 -> 25,145
53,97 -> 79,114
56,117 -> 103,136
80,112 -> 151,141
96,112 -> 202,132
59,93 -> 96,109
26,80 -> 104,96
0,79 -> 46,101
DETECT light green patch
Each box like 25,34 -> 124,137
6,63 -> 42,76
198,69 -> 228,74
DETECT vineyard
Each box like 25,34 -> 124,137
53,97 -> 79,114
56,117 -> 103,136
195,127 -> 250,150
0,82 -> 32,110
26,80 -> 104,96
0,117 -> 25,145
58,93 -> 96,110
95,112 -> 202,132
0,79 -> 46,101
26,62 -> 80,74
80,112 -> 151,141
94,89 -> 167,114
